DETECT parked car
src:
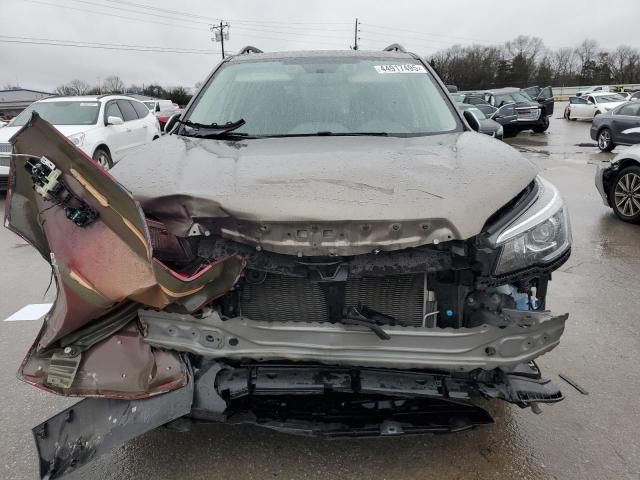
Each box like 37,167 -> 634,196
0,95 -> 161,188
565,92 -> 628,121
522,85 -> 555,117
590,101 -> 640,151
576,85 -> 610,97
595,144 -> 640,222
631,91 -> 640,101
6,48 -> 571,477
157,108 -> 183,129
457,103 -> 503,139
483,87 -> 552,134
143,99 -> 179,113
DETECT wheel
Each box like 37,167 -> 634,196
564,108 -> 570,120
597,128 -> 615,152
609,166 -> 640,223
567,109 -> 576,121
532,116 -> 549,133
93,147 -> 113,169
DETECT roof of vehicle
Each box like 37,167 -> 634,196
35,95 -> 144,103
227,49 -> 416,63
589,91 -> 625,97
485,87 -> 522,95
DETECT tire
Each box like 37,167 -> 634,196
532,116 -> 549,133
564,108 -> 570,120
609,165 -> 640,223
93,147 -> 113,169
597,128 -> 615,152
567,109 -> 576,121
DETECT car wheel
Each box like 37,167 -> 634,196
93,147 -> 113,169
609,166 -> 640,223
597,128 -> 615,152
564,108 -> 570,120
532,116 -> 549,133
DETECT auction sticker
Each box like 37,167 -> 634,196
374,64 -> 426,74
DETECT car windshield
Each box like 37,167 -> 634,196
12,101 -> 100,127
594,94 -> 626,103
185,57 -> 461,137
451,93 -> 465,103
495,92 -> 531,105
143,101 -> 156,110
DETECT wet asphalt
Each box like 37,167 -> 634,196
0,103 -> 639,480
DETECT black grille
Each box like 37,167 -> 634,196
239,272 -> 427,327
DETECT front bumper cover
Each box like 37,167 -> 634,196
33,360 -> 562,479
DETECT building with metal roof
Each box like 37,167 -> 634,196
0,88 -> 56,118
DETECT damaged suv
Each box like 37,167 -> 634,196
6,47 -> 571,479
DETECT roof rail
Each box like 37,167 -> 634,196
238,46 -> 263,55
383,43 -> 406,52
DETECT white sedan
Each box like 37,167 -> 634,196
0,94 -> 161,188
565,92 -> 628,121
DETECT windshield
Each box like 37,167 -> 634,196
594,94 -> 626,103
450,93 -> 465,103
495,92 -> 531,105
185,57 -> 461,137
143,101 -> 156,110
12,101 -> 100,127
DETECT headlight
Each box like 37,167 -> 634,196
493,177 -> 571,275
68,133 -> 85,147
496,125 -> 503,137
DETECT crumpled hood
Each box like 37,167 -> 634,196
112,131 -> 537,246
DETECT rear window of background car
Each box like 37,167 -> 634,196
132,101 -> 150,118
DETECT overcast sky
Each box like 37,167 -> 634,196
1,0 -> 639,92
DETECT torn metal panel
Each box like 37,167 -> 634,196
139,308 -> 567,371
32,374 -> 194,480
6,115 -> 243,397
20,322 -> 188,398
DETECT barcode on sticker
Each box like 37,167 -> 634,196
374,64 -> 426,74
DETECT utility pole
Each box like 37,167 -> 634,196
353,18 -> 360,50
211,21 -> 230,59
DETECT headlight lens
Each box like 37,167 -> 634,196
496,125 -> 503,137
493,178 -> 571,275
68,133 -> 85,147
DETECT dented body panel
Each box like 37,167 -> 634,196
111,131 -> 537,255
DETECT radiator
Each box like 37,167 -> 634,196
239,271 -> 434,327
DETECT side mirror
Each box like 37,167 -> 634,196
164,113 -> 181,134
463,110 -> 480,132
107,116 -> 124,126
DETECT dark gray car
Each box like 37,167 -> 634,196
457,103 -> 503,140
6,48 -> 572,478
590,102 -> 640,152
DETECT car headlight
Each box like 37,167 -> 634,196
496,125 -> 503,137
493,177 -> 571,275
68,133 -> 85,147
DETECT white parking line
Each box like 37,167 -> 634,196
4,303 -> 52,322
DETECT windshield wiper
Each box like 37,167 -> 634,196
315,131 -> 389,137
178,118 -> 247,138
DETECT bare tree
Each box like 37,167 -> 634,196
102,75 -> 125,94
55,79 -> 91,96
505,36 -> 544,62
611,45 -> 638,83
574,39 -> 599,77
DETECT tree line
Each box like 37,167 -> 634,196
54,76 -> 193,107
429,36 -> 640,91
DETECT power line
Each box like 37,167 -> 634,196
0,35 -> 219,54
364,23 -> 492,45
102,0 -> 352,26
23,0 -> 201,32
